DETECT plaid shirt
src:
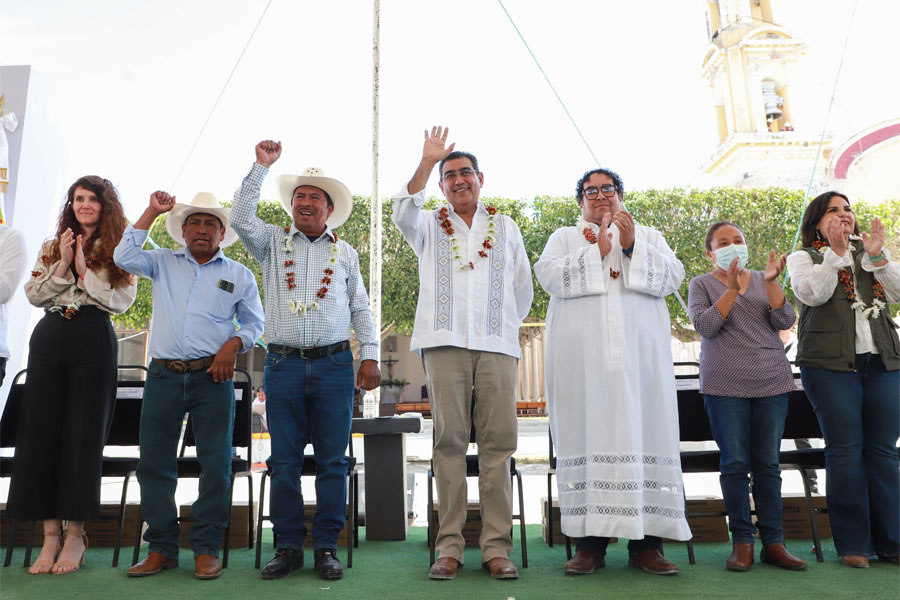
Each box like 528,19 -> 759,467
230,164 -> 377,361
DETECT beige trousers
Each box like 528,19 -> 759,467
423,346 -> 519,563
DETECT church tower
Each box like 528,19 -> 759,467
700,0 -> 832,188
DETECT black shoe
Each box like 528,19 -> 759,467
314,548 -> 343,580
261,548 -> 304,580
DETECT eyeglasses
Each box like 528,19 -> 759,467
441,168 -> 477,182
582,184 -> 617,200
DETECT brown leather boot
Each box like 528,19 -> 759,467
429,557 -> 462,580
628,549 -> 679,575
726,542 -> 754,572
564,550 -> 605,575
760,543 -> 808,570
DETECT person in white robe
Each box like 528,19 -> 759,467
535,168 -> 691,576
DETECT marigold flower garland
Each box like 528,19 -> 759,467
282,227 -> 340,316
437,205 -> 497,270
815,238 -> 886,320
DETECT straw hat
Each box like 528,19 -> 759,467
276,167 -> 352,229
165,192 -> 239,248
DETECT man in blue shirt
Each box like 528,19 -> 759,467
230,140 -> 380,581
114,191 -> 264,581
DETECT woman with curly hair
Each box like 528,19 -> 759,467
787,191 -> 900,568
7,176 -> 137,574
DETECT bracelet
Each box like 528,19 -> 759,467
868,252 -> 886,263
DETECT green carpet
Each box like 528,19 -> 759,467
1,526 -> 897,600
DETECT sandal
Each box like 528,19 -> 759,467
51,527 -> 88,575
29,527 -> 62,575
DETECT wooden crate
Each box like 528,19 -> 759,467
430,502 -> 482,547
781,494 -> 831,539
665,497 -> 729,543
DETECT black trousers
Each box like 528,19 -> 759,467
6,307 -> 118,521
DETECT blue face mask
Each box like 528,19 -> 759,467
714,244 -> 749,269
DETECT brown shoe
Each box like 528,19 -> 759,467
629,549 -> 679,575
127,552 -> 178,577
194,554 -> 222,580
841,555 -> 870,568
564,550 -> 605,575
726,542 -> 754,572
429,557 -> 461,580
482,556 -> 518,580
760,543 -> 807,570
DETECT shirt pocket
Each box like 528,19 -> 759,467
800,322 -> 843,359
211,288 -> 237,321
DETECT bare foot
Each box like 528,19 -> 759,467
51,532 -> 86,574
29,535 -> 61,574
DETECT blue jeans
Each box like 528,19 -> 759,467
801,353 -> 900,558
576,535 -> 661,556
264,349 -> 354,550
703,394 -> 788,545
137,361 -> 235,558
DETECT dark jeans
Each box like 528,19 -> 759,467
264,349 -> 354,550
801,353 -> 900,558
576,535 -> 662,556
137,361 -> 235,559
703,394 -> 788,545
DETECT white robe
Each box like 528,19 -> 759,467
535,222 -> 691,541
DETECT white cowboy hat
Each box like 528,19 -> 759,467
166,192 -> 239,248
276,167 -> 353,229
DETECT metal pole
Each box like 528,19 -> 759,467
369,0 -> 383,407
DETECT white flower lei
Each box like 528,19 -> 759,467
437,204 -> 498,271
284,231 -> 339,316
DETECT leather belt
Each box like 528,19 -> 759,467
268,340 -> 350,360
152,356 -> 215,374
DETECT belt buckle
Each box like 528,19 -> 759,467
169,360 -> 188,374
298,348 -> 311,359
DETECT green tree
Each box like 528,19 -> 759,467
114,191 -> 900,335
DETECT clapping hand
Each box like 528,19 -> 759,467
862,217 -> 885,257
255,140 -> 282,168
422,126 -> 455,164
726,257 -> 742,290
612,211 -> 635,251
74,234 -> 87,278
58,227 -> 76,266
763,249 -> 787,282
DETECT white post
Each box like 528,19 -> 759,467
368,0 -> 383,412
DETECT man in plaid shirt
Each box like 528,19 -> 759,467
230,140 -> 380,582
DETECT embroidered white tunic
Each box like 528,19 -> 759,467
391,185 -> 533,358
535,222 -> 691,541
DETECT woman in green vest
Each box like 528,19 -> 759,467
786,191 -> 900,569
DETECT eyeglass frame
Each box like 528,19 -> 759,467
440,167 -> 479,183
582,184 -> 618,200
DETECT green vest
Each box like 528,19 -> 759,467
796,244 -> 900,372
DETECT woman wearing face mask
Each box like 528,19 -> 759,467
688,221 -> 806,572
787,192 -> 900,568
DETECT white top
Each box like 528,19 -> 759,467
787,246 -> 900,355
535,222 -> 691,541
0,225 -> 28,358
391,185 -> 533,358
